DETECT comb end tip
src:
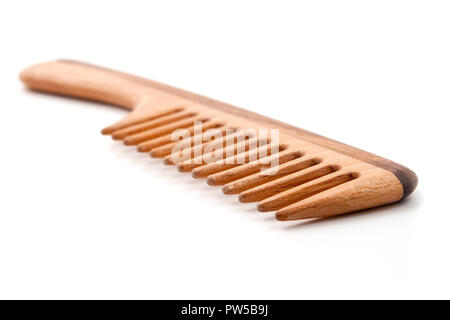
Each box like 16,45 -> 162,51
101,127 -> 112,135
138,143 -> 153,153
275,212 -> 291,221
257,202 -> 271,212
275,210 -> 311,221
191,169 -> 203,178
207,176 -> 221,186
238,193 -> 251,203
178,164 -> 193,173
222,185 -> 235,195
123,138 -> 137,146
163,157 -> 175,165
111,132 -> 126,140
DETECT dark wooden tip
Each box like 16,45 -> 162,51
370,159 -> 418,199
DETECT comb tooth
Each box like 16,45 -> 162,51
239,162 -> 340,203
177,136 -> 264,173
101,107 -> 184,135
257,170 -> 359,212
145,122 -> 225,156
275,168 -> 404,220
220,155 -> 319,192
111,111 -> 195,140
123,116 -> 203,145
192,144 -> 282,179
209,150 -> 303,187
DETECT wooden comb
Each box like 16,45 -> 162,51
19,60 -> 418,221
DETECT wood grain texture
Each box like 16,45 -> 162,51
19,60 -> 418,220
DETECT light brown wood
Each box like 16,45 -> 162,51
20,60 -> 418,221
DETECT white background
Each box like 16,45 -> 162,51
0,1 -> 448,299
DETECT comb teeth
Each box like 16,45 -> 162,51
209,150 -> 303,187
101,106 -> 185,135
239,162 -> 340,203
124,116 -> 207,145
164,129 -> 249,165
257,171 -> 359,212
177,136 -> 268,173
103,111 -> 404,220
137,123 -> 222,153
111,110 -> 195,140
149,122 -> 225,158
275,169 -> 401,220
191,144 -> 287,178
221,155 -> 321,193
